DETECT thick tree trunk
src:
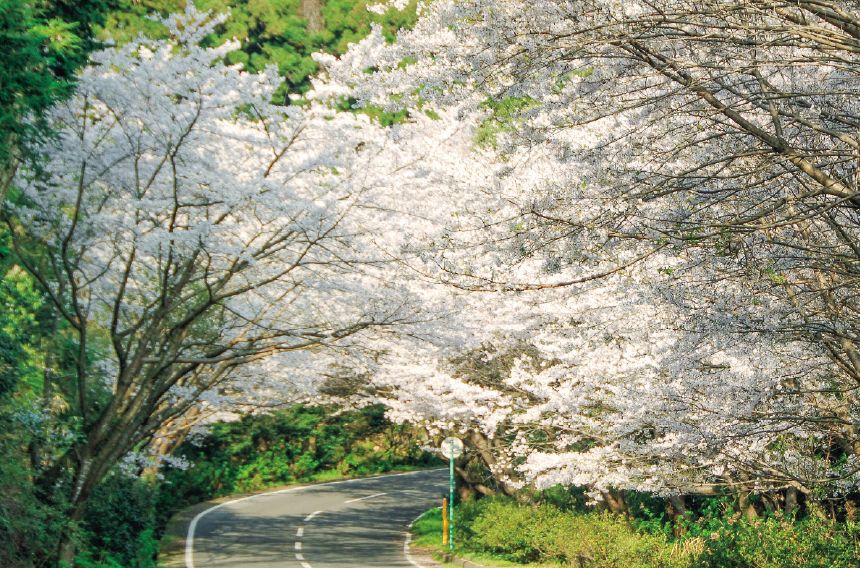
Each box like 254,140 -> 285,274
455,460 -> 497,499
667,495 -> 691,536
466,430 -> 520,497
738,490 -> 759,522
59,540 -> 76,567
600,489 -> 628,517
57,488 -> 92,567
301,0 -> 325,34
785,487 -> 799,516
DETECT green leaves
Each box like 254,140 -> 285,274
0,0 -> 108,174
0,266 -> 44,399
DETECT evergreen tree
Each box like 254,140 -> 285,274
0,0 -> 112,204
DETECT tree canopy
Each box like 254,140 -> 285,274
323,0 -> 860,507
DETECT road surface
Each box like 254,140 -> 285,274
186,468 -> 447,568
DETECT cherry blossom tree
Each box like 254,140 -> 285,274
1,4 -> 471,560
320,0 -> 860,512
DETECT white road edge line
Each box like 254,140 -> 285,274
345,492 -> 387,503
404,508 -> 434,568
404,533 -> 423,568
304,510 -> 323,522
185,468 -> 444,568
296,527 -> 304,537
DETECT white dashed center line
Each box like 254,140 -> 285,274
345,492 -> 387,503
297,516 -> 313,568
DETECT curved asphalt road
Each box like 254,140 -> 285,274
186,468 -> 447,568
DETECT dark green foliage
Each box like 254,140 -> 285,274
0,266 -> 42,398
533,484 -> 590,512
160,404 -> 440,507
78,476 -> 159,568
0,228 -> 75,568
0,0 -> 111,170
0,407 -> 67,568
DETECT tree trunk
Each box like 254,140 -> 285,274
455,459 -> 497,499
57,491 -> 91,567
738,490 -> 759,522
600,489 -> 628,517
59,540 -> 76,567
785,487 -> 799,517
0,128 -> 19,209
0,154 -> 18,209
466,430 -> 520,496
301,0 -> 325,34
667,495 -> 691,536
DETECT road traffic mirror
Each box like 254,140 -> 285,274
441,437 -> 464,459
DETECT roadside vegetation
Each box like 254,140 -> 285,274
412,490 -> 860,568
159,404 -> 440,506
2,397 -> 439,568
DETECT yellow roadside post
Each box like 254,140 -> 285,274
442,498 -> 449,545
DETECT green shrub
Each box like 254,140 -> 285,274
450,496 -> 860,568
79,475 -> 159,568
551,513 -> 693,568
470,501 -> 566,562
692,515 -> 860,568
75,528 -> 158,568
458,498 -> 693,568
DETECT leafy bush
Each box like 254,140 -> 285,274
692,515 -> 860,568
464,500 -> 691,568
79,476 -> 159,568
74,528 -> 158,568
0,423 -> 65,568
435,495 -> 860,568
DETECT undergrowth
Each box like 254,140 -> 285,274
412,496 -> 860,568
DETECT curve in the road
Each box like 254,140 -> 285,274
185,468 -> 447,568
